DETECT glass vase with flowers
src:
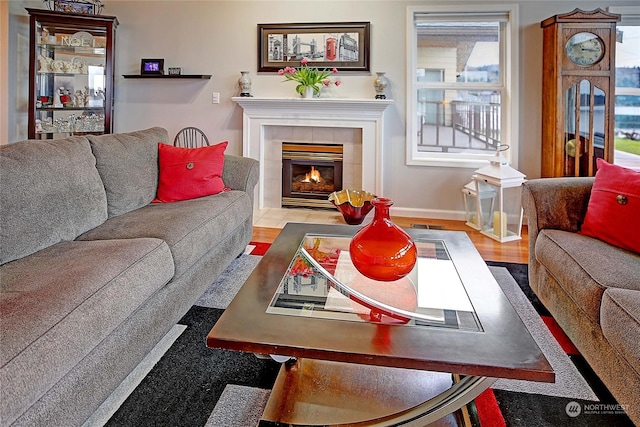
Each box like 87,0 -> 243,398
279,58 -> 340,98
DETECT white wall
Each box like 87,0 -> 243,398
5,0 -> 638,218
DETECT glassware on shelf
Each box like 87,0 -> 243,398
28,8 -> 117,139
37,113 -> 104,134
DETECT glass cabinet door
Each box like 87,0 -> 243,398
563,79 -> 608,176
27,8 -> 118,139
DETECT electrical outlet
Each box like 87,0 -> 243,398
212,92 -> 220,104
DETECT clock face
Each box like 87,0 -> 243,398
565,32 -> 605,66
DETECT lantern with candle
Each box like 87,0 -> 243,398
472,144 -> 526,243
462,180 -> 497,231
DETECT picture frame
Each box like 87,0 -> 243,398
51,0 -> 103,15
258,22 -> 370,73
140,59 -> 164,75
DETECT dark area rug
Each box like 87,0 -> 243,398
486,261 -> 633,427
493,389 -> 633,427
105,306 -> 280,427
104,256 -> 634,426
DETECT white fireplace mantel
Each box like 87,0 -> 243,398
232,96 -> 393,209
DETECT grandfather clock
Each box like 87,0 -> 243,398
540,9 -> 620,177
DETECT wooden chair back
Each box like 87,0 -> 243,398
174,127 -> 210,148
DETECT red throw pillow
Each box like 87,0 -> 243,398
580,158 -> 640,254
153,141 -> 228,203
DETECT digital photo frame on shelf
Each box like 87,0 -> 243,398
140,58 -> 164,75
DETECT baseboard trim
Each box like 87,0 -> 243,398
390,207 -> 530,227
390,206 -> 466,221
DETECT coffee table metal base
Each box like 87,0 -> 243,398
261,358 -> 497,426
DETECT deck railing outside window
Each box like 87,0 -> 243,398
418,100 -> 501,153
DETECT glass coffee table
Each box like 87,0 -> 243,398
207,223 -> 554,426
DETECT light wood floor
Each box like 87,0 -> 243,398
252,217 -> 529,264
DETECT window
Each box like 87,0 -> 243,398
609,6 -> 640,170
406,6 -> 518,168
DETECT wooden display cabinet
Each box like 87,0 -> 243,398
27,8 -> 118,139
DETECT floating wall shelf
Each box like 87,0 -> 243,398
122,74 -> 211,79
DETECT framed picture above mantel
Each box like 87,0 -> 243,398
258,22 -> 370,73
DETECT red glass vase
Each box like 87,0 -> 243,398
349,197 -> 417,282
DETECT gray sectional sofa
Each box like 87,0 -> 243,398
522,178 -> 640,425
0,127 -> 259,426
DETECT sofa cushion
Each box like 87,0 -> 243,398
535,229 -> 640,323
77,190 -> 252,277
0,137 -> 108,265
154,141 -> 228,203
580,158 -> 640,254
601,288 -> 640,376
0,238 -> 174,426
87,127 -> 169,218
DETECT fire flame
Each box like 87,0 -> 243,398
302,166 -> 323,183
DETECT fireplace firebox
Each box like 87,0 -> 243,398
282,143 -> 343,209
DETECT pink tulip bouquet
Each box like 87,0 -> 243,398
278,58 -> 340,97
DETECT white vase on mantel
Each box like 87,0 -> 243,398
374,72 -> 388,99
303,86 -> 314,99
238,71 -> 252,97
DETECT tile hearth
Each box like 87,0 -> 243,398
253,208 -> 346,229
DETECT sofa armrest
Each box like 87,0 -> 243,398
522,177 -> 593,282
222,155 -> 259,206
522,178 -> 593,294
522,177 -> 593,235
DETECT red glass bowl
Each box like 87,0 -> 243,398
328,189 -> 376,225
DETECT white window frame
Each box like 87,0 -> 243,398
406,4 -> 519,169
608,6 -> 640,165
608,6 -> 640,24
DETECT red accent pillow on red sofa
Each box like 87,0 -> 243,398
580,158 -> 640,254
153,141 -> 228,203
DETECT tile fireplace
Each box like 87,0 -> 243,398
232,97 -> 393,209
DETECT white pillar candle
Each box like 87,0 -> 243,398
493,211 -> 507,237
